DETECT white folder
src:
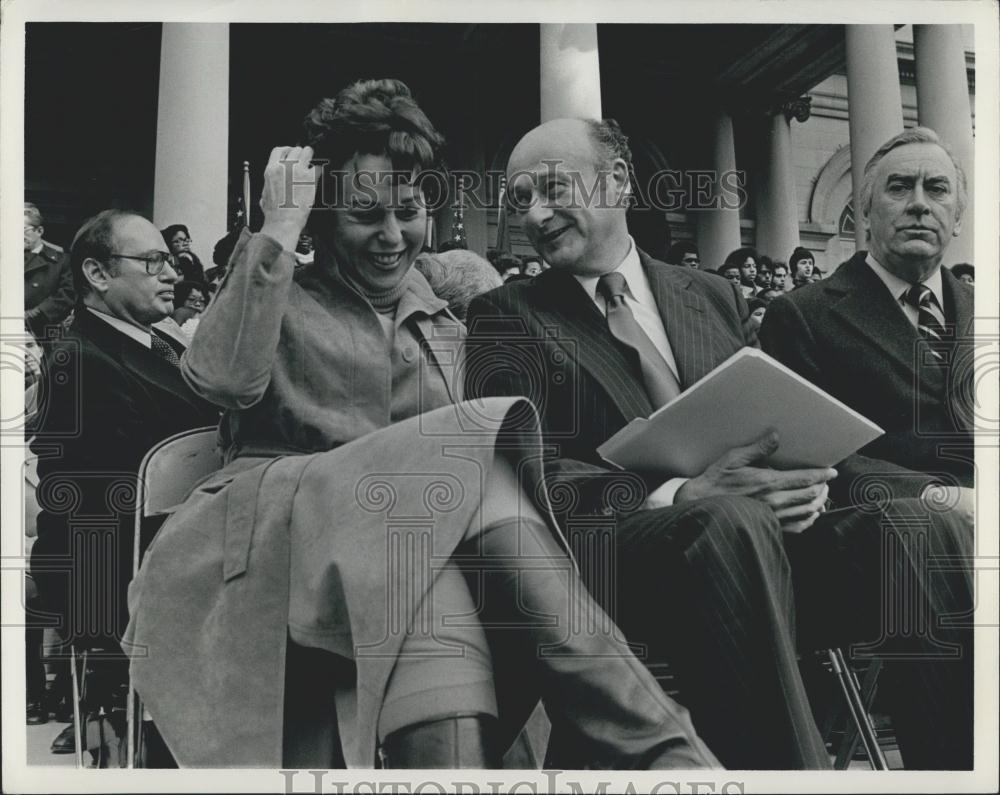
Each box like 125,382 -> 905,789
598,347 -> 884,477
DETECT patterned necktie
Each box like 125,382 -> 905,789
904,283 -> 947,360
150,331 -> 182,368
597,272 -> 682,408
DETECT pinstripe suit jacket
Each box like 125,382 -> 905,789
465,250 -> 752,514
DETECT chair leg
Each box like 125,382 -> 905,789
833,656 -> 884,769
827,648 -> 887,770
134,701 -> 149,768
70,646 -> 84,768
126,686 -> 137,767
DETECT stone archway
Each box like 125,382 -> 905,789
808,144 -> 857,269
809,144 -> 852,227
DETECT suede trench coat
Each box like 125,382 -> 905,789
125,231 -> 556,768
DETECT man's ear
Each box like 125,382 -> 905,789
860,205 -> 872,239
952,210 -> 964,237
81,257 -> 112,294
610,158 -> 631,207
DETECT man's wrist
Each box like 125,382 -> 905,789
646,477 -> 690,509
675,476 -> 704,505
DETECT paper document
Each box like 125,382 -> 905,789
597,348 -> 884,477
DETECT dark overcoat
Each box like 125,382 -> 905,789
760,252 -> 975,504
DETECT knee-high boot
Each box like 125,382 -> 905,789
380,714 -> 501,768
461,519 -> 722,770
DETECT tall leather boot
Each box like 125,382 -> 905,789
380,714 -> 501,768
464,519 -> 721,770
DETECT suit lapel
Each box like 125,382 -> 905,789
121,341 -> 196,407
828,254 -> 946,395
24,251 -> 54,278
943,264 -> 974,337
533,269 -> 652,421
642,254 -> 719,387
76,310 -> 199,411
941,267 -> 976,427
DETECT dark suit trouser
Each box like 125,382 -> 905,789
785,499 -> 973,770
586,494 -> 973,770
25,575 -> 47,705
574,494 -> 830,770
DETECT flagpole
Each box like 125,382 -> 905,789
495,175 -> 508,253
242,161 -> 251,229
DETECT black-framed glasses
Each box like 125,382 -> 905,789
108,251 -> 177,276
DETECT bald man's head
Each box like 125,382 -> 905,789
505,118 -> 633,276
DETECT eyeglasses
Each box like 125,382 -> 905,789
108,252 -> 177,276
24,225 -> 40,232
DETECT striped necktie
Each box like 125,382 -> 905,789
904,283 -> 947,360
597,272 -> 682,408
151,331 -> 182,368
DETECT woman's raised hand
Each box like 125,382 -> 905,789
260,145 -> 317,253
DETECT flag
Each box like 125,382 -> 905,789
449,184 -> 468,249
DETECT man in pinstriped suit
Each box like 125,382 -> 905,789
465,118 -> 972,769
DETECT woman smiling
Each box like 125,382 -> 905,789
125,79 -> 716,771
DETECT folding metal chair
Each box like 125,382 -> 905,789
825,649 -> 888,769
126,426 -> 222,768
67,644 -> 129,767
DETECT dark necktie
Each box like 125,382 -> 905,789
904,283 -> 947,360
597,271 -> 682,408
151,331 -> 182,368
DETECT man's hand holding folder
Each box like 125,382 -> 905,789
598,348 -> 884,533
674,430 -> 837,534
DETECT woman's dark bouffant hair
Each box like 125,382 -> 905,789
302,78 -> 445,174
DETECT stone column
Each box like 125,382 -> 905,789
540,24 -> 602,121
755,108 -> 802,262
462,139 -> 489,256
695,106 -> 743,271
845,25 -> 904,251
153,23 -> 230,264
914,25 -> 975,265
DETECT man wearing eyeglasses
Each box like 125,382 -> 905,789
24,202 -> 76,339
28,209 -> 217,761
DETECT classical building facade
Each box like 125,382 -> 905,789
24,23 -> 975,273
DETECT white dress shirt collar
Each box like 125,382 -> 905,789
573,237 -> 644,304
86,306 -> 152,349
865,252 -> 943,308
